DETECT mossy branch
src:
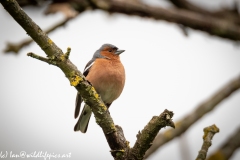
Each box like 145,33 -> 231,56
128,109 -> 175,160
195,124 -> 219,160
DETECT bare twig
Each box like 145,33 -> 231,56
4,15 -> 78,54
27,52 -> 57,65
88,0 -> 240,41
64,47 -> 71,59
168,0 -> 240,25
27,47 -> 71,65
16,0 -> 48,7
195,124 -> 219,160
144,74 -> 240,159
168,0 -> 213,14
207,127 -> 240,160
4,39 -> 32,54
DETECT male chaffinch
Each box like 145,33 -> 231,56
74,44 -> 125,133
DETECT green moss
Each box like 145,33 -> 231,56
110,123 -> 116,130
60,54 -> 66,62
70,75 -> 83,86
48,38 -> 53,45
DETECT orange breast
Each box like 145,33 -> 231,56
86,58 -> 125,104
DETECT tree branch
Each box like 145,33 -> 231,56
168,0 -> 213,14
144,74 -> 240,159
128,109 -> 175,159
4,15 -> 78,54
89,0 -> 240,41
4,0 -> 240,54
16,0 -> 48,7
207,127 -> 240,160
195,124 -> 219,160
168,0 -> 240,25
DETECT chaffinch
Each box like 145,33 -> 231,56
74,44 -> 125,133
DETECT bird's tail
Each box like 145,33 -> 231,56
74,104 -> 92,133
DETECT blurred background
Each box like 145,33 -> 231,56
0,0 -> 240,159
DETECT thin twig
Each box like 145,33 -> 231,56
64,47 -> 71,59
195,124 -> 219,160
207,127 -> 240,160
27,52 -> 57,65
4,15 -> 78,54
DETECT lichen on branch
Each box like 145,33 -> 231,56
129,109 -> 175,160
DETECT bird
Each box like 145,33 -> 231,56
74,43 -> 125,133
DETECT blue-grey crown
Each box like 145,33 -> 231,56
92,43 -> 117,59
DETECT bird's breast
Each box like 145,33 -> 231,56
86,59 -> 125,104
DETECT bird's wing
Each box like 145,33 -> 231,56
83,59 -> 95,77
74,59 -> 95,118
75,92 -> 82,118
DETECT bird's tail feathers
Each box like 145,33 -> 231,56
74,104 -> 92,133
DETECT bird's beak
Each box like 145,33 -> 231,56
115,49 -> 125,55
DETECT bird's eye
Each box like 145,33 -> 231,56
109,49 -> 112,52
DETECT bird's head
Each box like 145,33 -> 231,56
94,44 -> 125,60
